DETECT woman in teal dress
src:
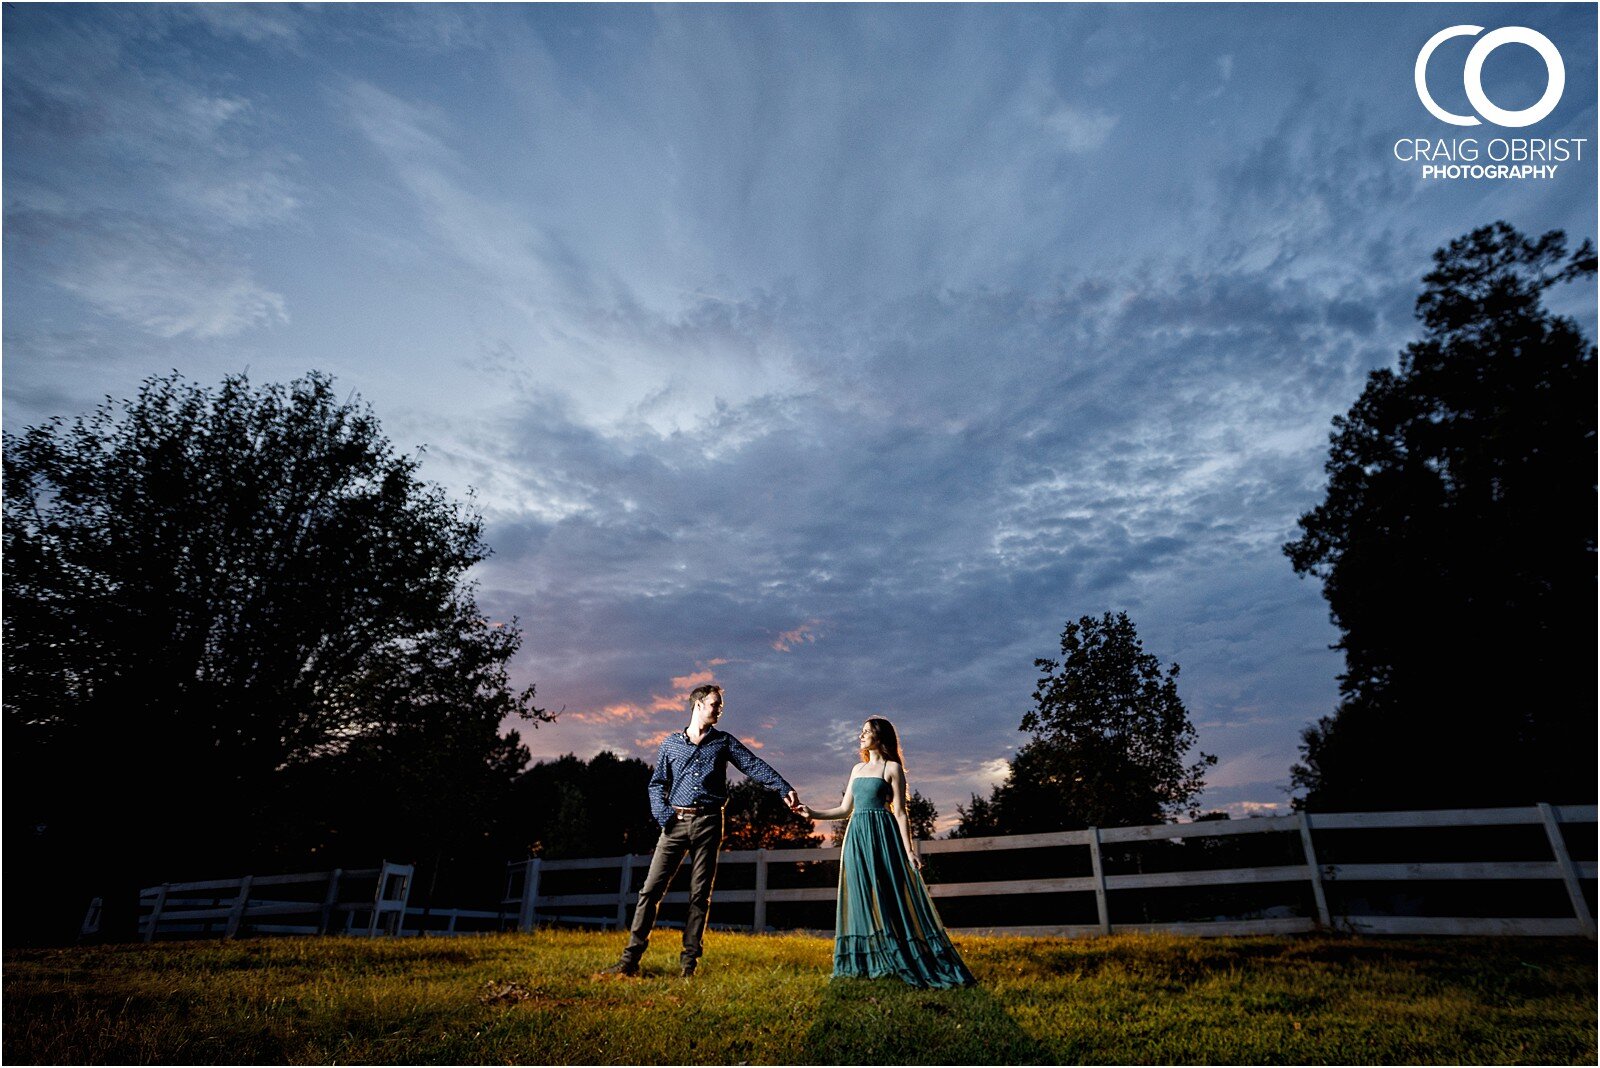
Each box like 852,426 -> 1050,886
797,718 -> 976,989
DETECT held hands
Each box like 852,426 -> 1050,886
786,790 -> 818,821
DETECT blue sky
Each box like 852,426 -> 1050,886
4,3 -> 1595,829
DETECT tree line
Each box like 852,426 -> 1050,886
4,221 -> 1591,943
512,750 -> 939,859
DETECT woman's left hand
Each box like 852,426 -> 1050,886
907,851 -> 922,871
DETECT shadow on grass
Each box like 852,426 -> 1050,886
802,975 -> 1049,1065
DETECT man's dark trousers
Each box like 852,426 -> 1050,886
622,809 -> 723,969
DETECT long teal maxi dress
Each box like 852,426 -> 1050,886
833,774 -> 977,988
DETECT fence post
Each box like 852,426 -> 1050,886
144,884 -> 170,943
753,849 -> 769,933
1297,811 -> 1333,929
615,854 -> 635,930
1537,802 -> 1595,940
1088,827 -> 1111,935
318,869 -> 343,935
80,897 -> 104,941
519,858 -> 541,932
224,876 -> 254,939
365,861 -> 413,936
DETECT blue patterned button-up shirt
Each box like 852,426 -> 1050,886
648,727 -> 793,827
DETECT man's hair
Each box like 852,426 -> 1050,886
689,683 -> 723,707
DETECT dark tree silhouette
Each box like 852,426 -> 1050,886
948,792 -> 1002,839
954,611 -> 1214,836
723,778 -> 822,850
1284,222 -> 1596,811
907,790 -> 939,841
507,751 -> 660,860
3,371 -> 548,942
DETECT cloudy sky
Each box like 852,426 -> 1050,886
5,3 -> 1595,829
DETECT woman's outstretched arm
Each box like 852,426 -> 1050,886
797,766 -> 859,821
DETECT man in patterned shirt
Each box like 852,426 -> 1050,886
598,683 -> 799,978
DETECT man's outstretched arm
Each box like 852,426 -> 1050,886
726,736 -> 798,808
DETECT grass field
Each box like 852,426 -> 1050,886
4,930 -> 1595,1064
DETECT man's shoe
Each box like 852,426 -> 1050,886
596,960 -> 640,979
679,964 -> 697,978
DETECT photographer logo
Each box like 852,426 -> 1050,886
1397,25 -> 1584,181
1414,25 -> 1563,127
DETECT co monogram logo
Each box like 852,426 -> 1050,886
1414,26 -> 1565,128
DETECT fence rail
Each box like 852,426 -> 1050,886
118,861 -> 415,941
506,802 -> 1597,940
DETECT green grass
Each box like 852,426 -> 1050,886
4,930 -> 1594,1064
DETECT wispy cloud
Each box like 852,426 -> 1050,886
3,6 -> 301,343
154,4 -> 309,47
634,727 -> 675,751
772,620 -> 824,653
337,79 -> 562,296
569,702 -> 656,724
39,215 -> 288,339
1032,81 -> 1119,152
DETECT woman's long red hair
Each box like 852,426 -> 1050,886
859,716 -> 906,771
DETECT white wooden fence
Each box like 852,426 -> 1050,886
505,803 -> 1597,940
116,861 -> 415,941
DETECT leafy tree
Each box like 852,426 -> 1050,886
830,789 -> 940,845
507,751 -> 660,860
954,611 -> 1214,836
3,371 -> 548,941
1283,223 -> 1596,811
723,778 -> 822,850
907,790 -> 940,841
948,792 -> 1002,839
